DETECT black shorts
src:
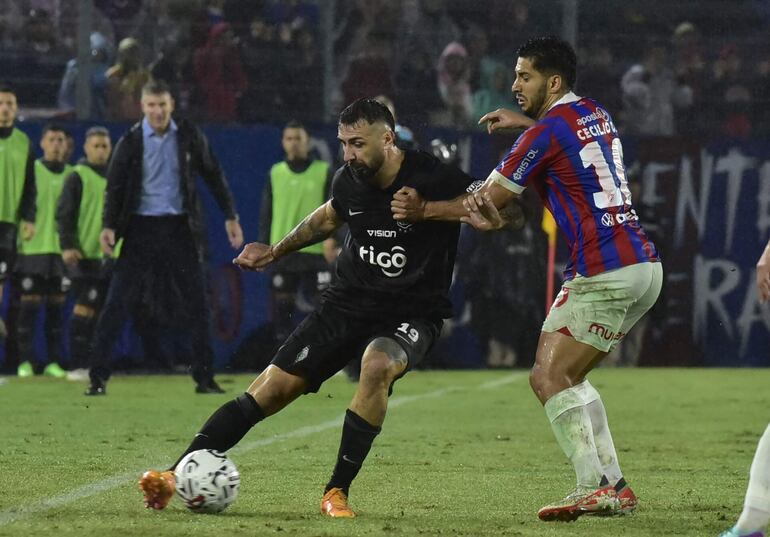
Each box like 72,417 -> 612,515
14,273 -> 67,295
72,277 -> 109,308
0,248 -> 12,283
271,302 -> 442,393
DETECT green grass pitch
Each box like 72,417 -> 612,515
1,368 -> 768,536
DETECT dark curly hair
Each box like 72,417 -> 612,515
517,35 -> 577,89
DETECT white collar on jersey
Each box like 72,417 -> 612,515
547,91 -> 581,112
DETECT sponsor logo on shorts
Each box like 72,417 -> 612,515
0,261 -> 7,274
588,323 -> 626,342
296,346 -> 309,362
21,277 -> 33,291
317,270 -> 331,287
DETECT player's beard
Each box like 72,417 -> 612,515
348,153 -> 384,185
522,83 -> 548,119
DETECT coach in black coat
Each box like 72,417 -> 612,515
87,80 -> 243,396
102,114 -> 239,255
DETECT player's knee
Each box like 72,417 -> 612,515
360,338 -> 407,385
529,365 -> 544,393
247,365 -> 306,415
529,360 -> 562,394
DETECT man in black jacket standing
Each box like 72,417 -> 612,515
86,80 -> 243,395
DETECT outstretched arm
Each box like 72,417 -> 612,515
477,108 -> 536,134
391,179 -> 520,230
233,200 -> 342,271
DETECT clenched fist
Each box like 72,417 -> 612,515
232,242 -> 276,271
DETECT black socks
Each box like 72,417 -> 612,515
171,393 -> 265,470
69,314 -> 95,370
169,398 -> 382,500
44,299 -> 64,364
16,299 -> 39,364
325,409 -> 381,496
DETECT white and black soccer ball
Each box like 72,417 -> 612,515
174,449 -> 240,513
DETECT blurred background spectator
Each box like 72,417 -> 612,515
105,37 -> 150,121
58,31 -> 112,119
4,8 -> 70,110
193,22 -> 247,123
620,44 -> 693,136
434,41 -> 473,129
0,0 -> 764,131
149,37 -> 196,118
472,61 -> 514,130
576,39 -> 622,118
711,43 -> 753,139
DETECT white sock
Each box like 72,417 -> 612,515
736,424 -> 770,533
544,386 -> 604,489
574,380 -> 623,486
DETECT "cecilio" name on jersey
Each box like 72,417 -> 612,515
575,119 -> 618,141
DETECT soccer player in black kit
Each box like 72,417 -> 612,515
140,98 -> 518,517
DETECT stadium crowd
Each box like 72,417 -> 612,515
0,0 -> 768,137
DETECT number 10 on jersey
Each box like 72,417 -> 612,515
580,138 -> 633,209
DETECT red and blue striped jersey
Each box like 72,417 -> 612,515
490,92 -> 659,280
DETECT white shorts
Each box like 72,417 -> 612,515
542,262 -> 663,352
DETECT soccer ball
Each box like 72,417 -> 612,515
174,449 -> 240,513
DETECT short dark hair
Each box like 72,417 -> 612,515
283,120 -> 307,133
141,79 -> 171,96
517,35 -> 577,89
338,98 -> 395,131
85,126 -> 110,139
41,123 -> 67,137
0,83 -> 16,95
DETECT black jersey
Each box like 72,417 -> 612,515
325,150 -> 480,318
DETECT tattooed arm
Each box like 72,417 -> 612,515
233,201 -> 343,271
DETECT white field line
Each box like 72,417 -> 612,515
479,372 -> 527,390
0,372 -> 525,527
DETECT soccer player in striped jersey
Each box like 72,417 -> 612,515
391,35 -> 662,521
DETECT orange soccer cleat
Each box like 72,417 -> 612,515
139,470 -> 176,510
537,484 -> 619,522
320,487 -> 356,518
